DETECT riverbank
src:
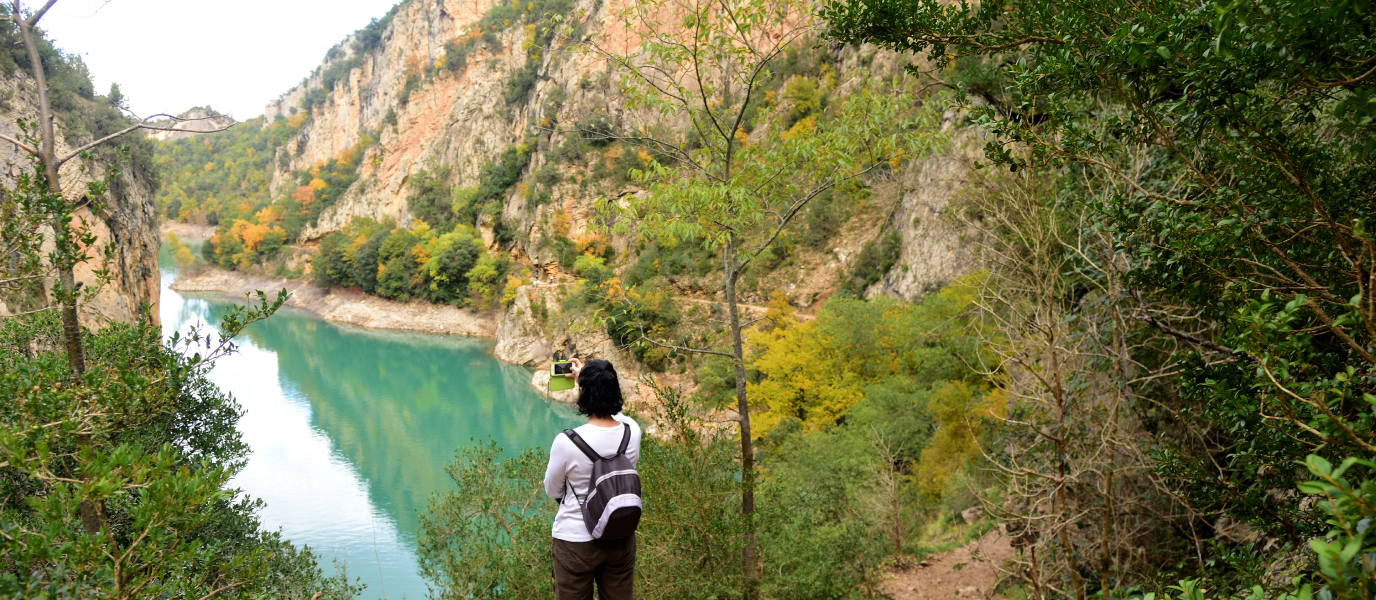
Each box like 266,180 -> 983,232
168,265 -> 661,408
169,267 -> 498,339
159,221 -> 217,239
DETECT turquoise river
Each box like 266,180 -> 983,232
159,246 -> 579,599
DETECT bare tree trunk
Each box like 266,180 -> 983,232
725,235 -> 759,599
1051,327 -> 1086,600
54,228 -> 85,376
963,169 -> 1208,596
15,1 -> 100,537
1099,469 -> 1114,593
14,0 -> 85,377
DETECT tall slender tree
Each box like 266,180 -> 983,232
579,0 -> 941,594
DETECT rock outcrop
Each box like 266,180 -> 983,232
145,108 -> 236,142
865,127 -> 981,302
0,76 -> 160,326
494,284 -> 554,366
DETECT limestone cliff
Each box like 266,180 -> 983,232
244,0 -> 977,365
0,75 -> 161,326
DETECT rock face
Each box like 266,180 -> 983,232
494,284 -> 553,366
866,127 -> 981,302
496,283 -> 650,403
266,0 -> 979,295
264,0 -> 655,262
245,0 -> 983,378
0,76 -> 160,326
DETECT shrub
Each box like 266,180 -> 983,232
465,254 -> 507,307
574,112 -> 616,147
417,443 -> 555,600
451,141 -> 535,229
572,253 -> 606,277
797,180 -> 867,250
350,230 -> 388,294
0,310 -> 359,599
505,64 -> 538,106
782,77 -> 822,127
624,241 -> 717,287
605,288 -> 681,371
842,230 -> 901,295
421,230 -> 485,304
376,228 -> 420,301
409,167 -> 456,231
534,163 -> 562,187
556,134 -> 591,162
398,73 -> 422,106
418,385 -> 741,599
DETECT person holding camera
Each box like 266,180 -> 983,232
543,357 -> 643,600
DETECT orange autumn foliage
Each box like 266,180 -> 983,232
229,219 -> 270,253
576,233 -> 611,257
254,206 -> 281,224
292,185 -> 315,206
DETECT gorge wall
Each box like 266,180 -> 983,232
267,0 -> 973,283
170,0 -> 980,372
0,75 -> 161,326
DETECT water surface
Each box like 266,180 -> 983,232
159,247 -> 577,599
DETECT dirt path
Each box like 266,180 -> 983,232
882,530 -> 1015,600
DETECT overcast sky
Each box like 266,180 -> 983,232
40,0 -> 401,121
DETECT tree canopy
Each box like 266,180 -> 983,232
824,0 -> 1376,596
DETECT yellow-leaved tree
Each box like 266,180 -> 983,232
579,0 -> 945,591
747,275 -> 990,434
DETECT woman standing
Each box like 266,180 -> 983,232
543,358 -> 642,600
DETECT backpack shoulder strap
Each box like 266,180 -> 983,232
616,423 -> 632,456
563,429 -> 603,462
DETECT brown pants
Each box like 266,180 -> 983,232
551,535 -> 636,600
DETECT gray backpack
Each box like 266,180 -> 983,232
562,424 -> 642,540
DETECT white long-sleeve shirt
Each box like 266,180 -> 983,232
542,413 -> 642,542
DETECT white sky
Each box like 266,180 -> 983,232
40,0 -> 402,121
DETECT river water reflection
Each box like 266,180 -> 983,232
159,248 -> 578,599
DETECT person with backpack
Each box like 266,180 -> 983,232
543,357 -> 643,600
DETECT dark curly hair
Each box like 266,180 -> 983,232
576,359 -> 624,418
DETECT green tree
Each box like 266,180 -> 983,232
586,1 -> 942,592
417,443 -> 556,600
824,0 -> 1376,595
0,291 -> 362,599
0,163 -> 62,314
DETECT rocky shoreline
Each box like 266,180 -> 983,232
168,266 -> 658,406
169,268 -> 498,339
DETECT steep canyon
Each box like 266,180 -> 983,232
161,0 -> 978,376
